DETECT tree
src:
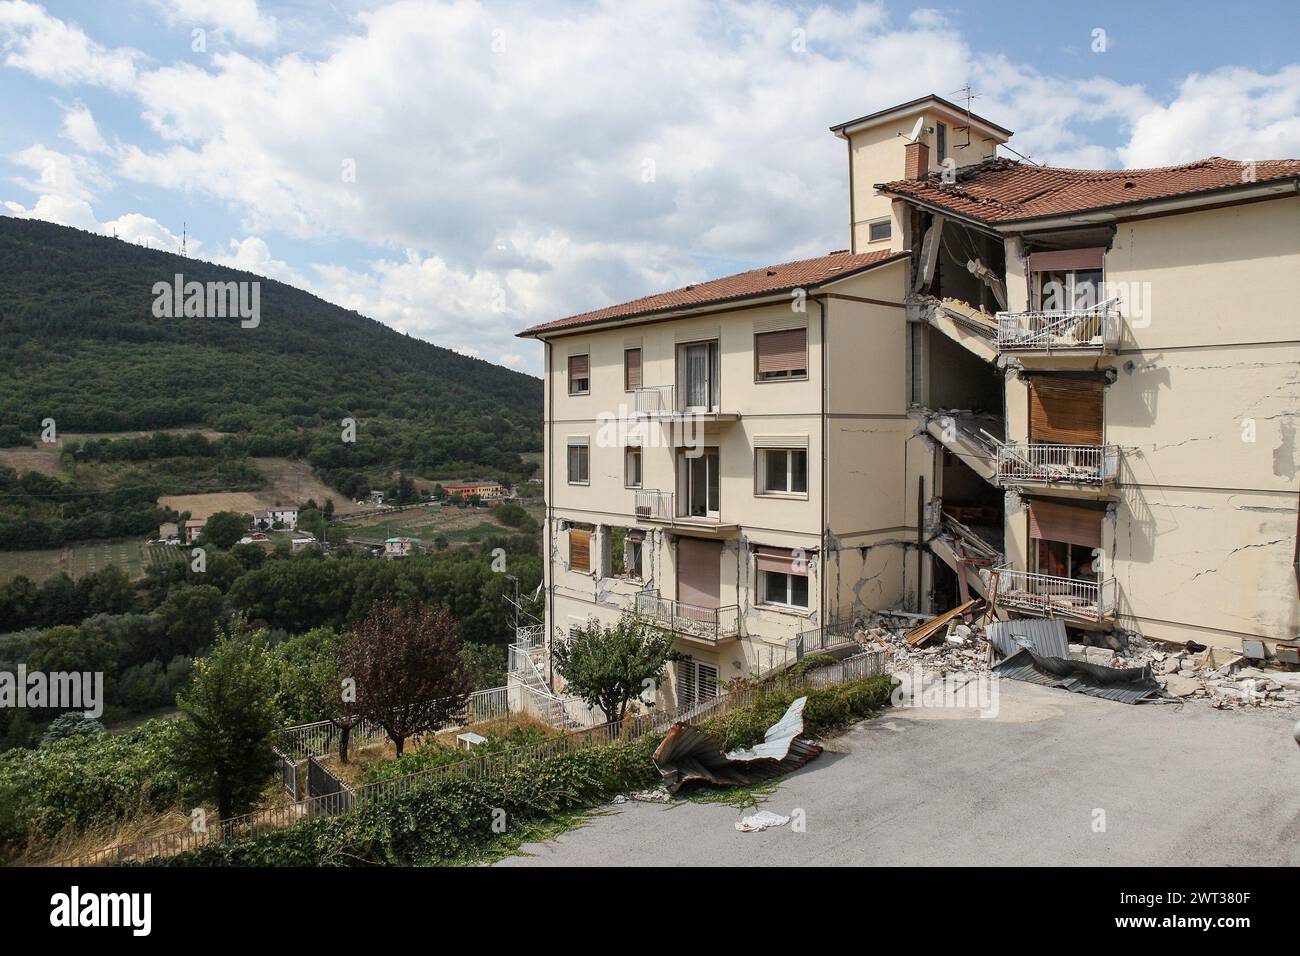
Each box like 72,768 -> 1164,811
339,599 -> 471,755
171,618 -> 282,820
298,507 -> 326,541
552,613 -> 674,722
156,584 -> 227,656
40,711 -> 105,747
201,511 -> 250,549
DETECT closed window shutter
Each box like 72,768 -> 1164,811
755,546 -> 804,575
570,528 -> 591,572
1028,247 -> 1105,272
755,328 -> 807,375
624,348 -> 641,390
1027,499 -> 1101,549
697,663 -> 719,702
568,354 -> 589,377
1028,376 -> 1104,445
676,660 -> 696,708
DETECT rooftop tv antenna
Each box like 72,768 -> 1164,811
951,84 -> 980,150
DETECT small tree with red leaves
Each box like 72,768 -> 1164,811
339,599 -> 472,756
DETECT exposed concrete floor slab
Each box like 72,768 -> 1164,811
496,682 -> 1300,866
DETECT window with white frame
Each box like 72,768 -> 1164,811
567,353 -> 590,395
755,546 -> 810,609
756,447 -> 808,495
754,328 -> 807,381
624,446 -> 642,488
567,442 -> 589,484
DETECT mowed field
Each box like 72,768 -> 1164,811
0,540 -> 184,585
345,501 -> 541,545
156,457 -> 368,519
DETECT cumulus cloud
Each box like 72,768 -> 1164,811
146,0 -> 279,48
2,0 -> 1298,371
0,0 -> 141,89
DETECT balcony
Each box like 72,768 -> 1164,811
996,443 -> 1119,488
996,299 -> 1121,354
634,489 -> 735,532
632,384 -> 738,423
993,565 -> 1116,624
635,591 -> 740,643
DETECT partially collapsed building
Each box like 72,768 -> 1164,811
518,94 -> 1300,710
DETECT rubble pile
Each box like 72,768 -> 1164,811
853,613 -> 994,678
1112,640 -> 1300,710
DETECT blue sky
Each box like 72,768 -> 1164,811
2,0 -> 1298,374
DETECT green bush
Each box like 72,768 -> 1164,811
0,718 -> 188,845
360,726 -> 554,784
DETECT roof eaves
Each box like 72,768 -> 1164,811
516,250 -> 912,340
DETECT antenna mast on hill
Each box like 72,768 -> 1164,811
181,221 -> 187,257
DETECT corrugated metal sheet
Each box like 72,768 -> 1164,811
994,649 -> 1167,704
987,619 -> 1069,660
652,696 -> 822,793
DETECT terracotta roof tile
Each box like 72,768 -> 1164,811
518,248 -> 908,337
878,156 -> 1300,225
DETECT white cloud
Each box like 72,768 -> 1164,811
59,101 -> 108,152
1119,66 -> 1300,167
210,235 -> 303,284
147,0 -> 278,49
0,0 -> 141,89
2,193 -> 189,251
10,143 -> 108,200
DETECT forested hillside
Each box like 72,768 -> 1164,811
0,217 -> 541,474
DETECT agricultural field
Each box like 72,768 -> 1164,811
0,444 -> 64,477
0,538 -> 174,585
155,491 -> 268,522
252,457 -> 367,515
344,501 -> 541,547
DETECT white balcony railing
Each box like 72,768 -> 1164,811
993,565 -> 1116,623
996,443 -> 1120,487
996,299 -> 1121,353
633,385 -> 675,415
634,489 -> 674,521
635,591 -> 740,642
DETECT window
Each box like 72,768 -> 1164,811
755,546 -> 810,609
626,534 -> 644,580
757,448 -> 808,495
624,348 -> 641,392
754,328 -> 807,380
868,218 -> 891,243
569,525 -> 591,573
679,340 -> 720,411
936,121 -> 947,160
567,443 -> 589,484
1037,269 -> 1103,312
678,447 -> 719,518
624,447 -> 642,488
567,354 -> 590,395
603,527 -> 643,580
676,657 -> 719,708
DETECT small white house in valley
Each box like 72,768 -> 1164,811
384,537 -> 415,557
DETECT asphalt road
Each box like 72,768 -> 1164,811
496,681 -> 1300,866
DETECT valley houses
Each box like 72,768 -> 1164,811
519,94 -> 1300,710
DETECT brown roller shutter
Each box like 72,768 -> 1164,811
755,328 -> 807,375
755,546 -> 804,575
570,527 -> 591,572
1028,375 -> 1104,445
624,348 -> 641,390
676,538 -> 721,609
1027,500 -> 1101,549
1029,247 -> 1105,272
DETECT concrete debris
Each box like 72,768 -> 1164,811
735,810 -> 790,833
851,612 -> 995,679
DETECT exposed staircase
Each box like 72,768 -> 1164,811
912,295 -> 1000,365
928,512 -> 1003,606
924,410 -> 1003,486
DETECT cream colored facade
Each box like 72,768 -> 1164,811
534,262 -> 920,707
523,94 -> 1298,708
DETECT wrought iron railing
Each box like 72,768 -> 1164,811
791,618 -> 864,661
993,565 -> 1117,622
996,443 -> 1120,486
635,591 -> 740,641
996,299 -> 1121,352
634,489 -> 675,521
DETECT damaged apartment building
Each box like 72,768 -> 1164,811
518,94 -> 1300,710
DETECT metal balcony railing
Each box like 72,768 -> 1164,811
996,299 -> 1121,353
791,618 -> 863,661
634,489 -> 675,521
993,565 -> 1117,623
633,385 -> 675,415
996,443 -> 1120,487
635,591 -> 740,642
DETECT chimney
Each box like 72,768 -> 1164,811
904,140 -> 930,180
